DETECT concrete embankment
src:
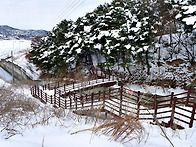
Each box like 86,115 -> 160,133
0,60 -> 31,81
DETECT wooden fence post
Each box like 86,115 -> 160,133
98,91 -> 101,101
51,95 -> 53,104
108,88 -> 111,100
34,86 -> 36,96
37,86 -> 39,98
169,97 -> 177,126
45,93 -> 47,103
54,95 -> 56,106
103,91 -> 106,109
153,97 -> 159,122
41,90 -> 43,101
137,91 -> 141,119
119,86 -> 123,116
189,102 -> 196,128
30,87 -> 32,95
85,94 -> 88,103
96,69 -> 98,83
30,87 -> 33,96
59,96 -> 61,107
58,81 -> 59,88
54,88 -> 56,95
35,85 -> 37,96
65,99 -> 67,109
153,95 -> 157,109
69,91 -> 72,109
170,92 -> 174,107
186,90 -> 191,106
81,95 -> 84,108
91,93 -> 94,109
31,86 -> 33,96
64,84 -> 66,91
74,93 -> 77,110
73,81 -> 75,89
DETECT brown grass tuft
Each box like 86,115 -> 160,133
72,109 -> 144,144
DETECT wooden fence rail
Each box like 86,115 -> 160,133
31,84 -> 196,128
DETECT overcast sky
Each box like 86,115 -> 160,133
0,0 -> 113,31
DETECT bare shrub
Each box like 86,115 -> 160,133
0,84 -> 70,139
0,86 -> 39,139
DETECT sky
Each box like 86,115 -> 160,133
0,0 -> 113,31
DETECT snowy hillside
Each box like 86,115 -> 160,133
0,0 -> 195,146
0,25 -> 47,40
28,0 -> 195,89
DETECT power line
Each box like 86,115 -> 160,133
44,0 -> 87,30
44,0 -> 73,30
61,0 -> 87,20
45,0 -> 80,30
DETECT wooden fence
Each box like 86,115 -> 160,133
30,83 -> 196,128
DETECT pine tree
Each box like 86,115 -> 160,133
29,0 -> 155,73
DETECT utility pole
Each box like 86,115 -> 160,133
11,51 -> 14,83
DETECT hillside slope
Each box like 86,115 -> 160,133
29,0 -> 196,89
0,25 -> 47,40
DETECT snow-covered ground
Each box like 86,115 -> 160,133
0,40 -> 31,59
0,40 -> 196,147
0,78 -> 195,147
0,39 -> 41,80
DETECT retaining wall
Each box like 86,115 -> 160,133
0,60 -> 31,81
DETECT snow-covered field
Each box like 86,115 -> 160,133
0,40 -> 196,147
0,40 -> 31,59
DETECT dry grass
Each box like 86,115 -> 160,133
0,84 -> 71,139
0,87 -> 38,139
72,108 -> 144,144
92,115 -> 144,143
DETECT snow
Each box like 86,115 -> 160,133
175,13 -> 182,19
76,48 -> 82,54
0,28 -> 196,147
11,52 -> 41,80
0,39 -> 195,147
0,66 -> 13,82
66,57 -> 75,63
131,27 -> 140,32
0,40 -> 31,59
182,5 -> 196,14
0,125 -> 123,147
182,16 -> 196,25
98,31 -> 110,39
0,39 -> 41,80
0,77 -> 196,147
127,84 -> 186,96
